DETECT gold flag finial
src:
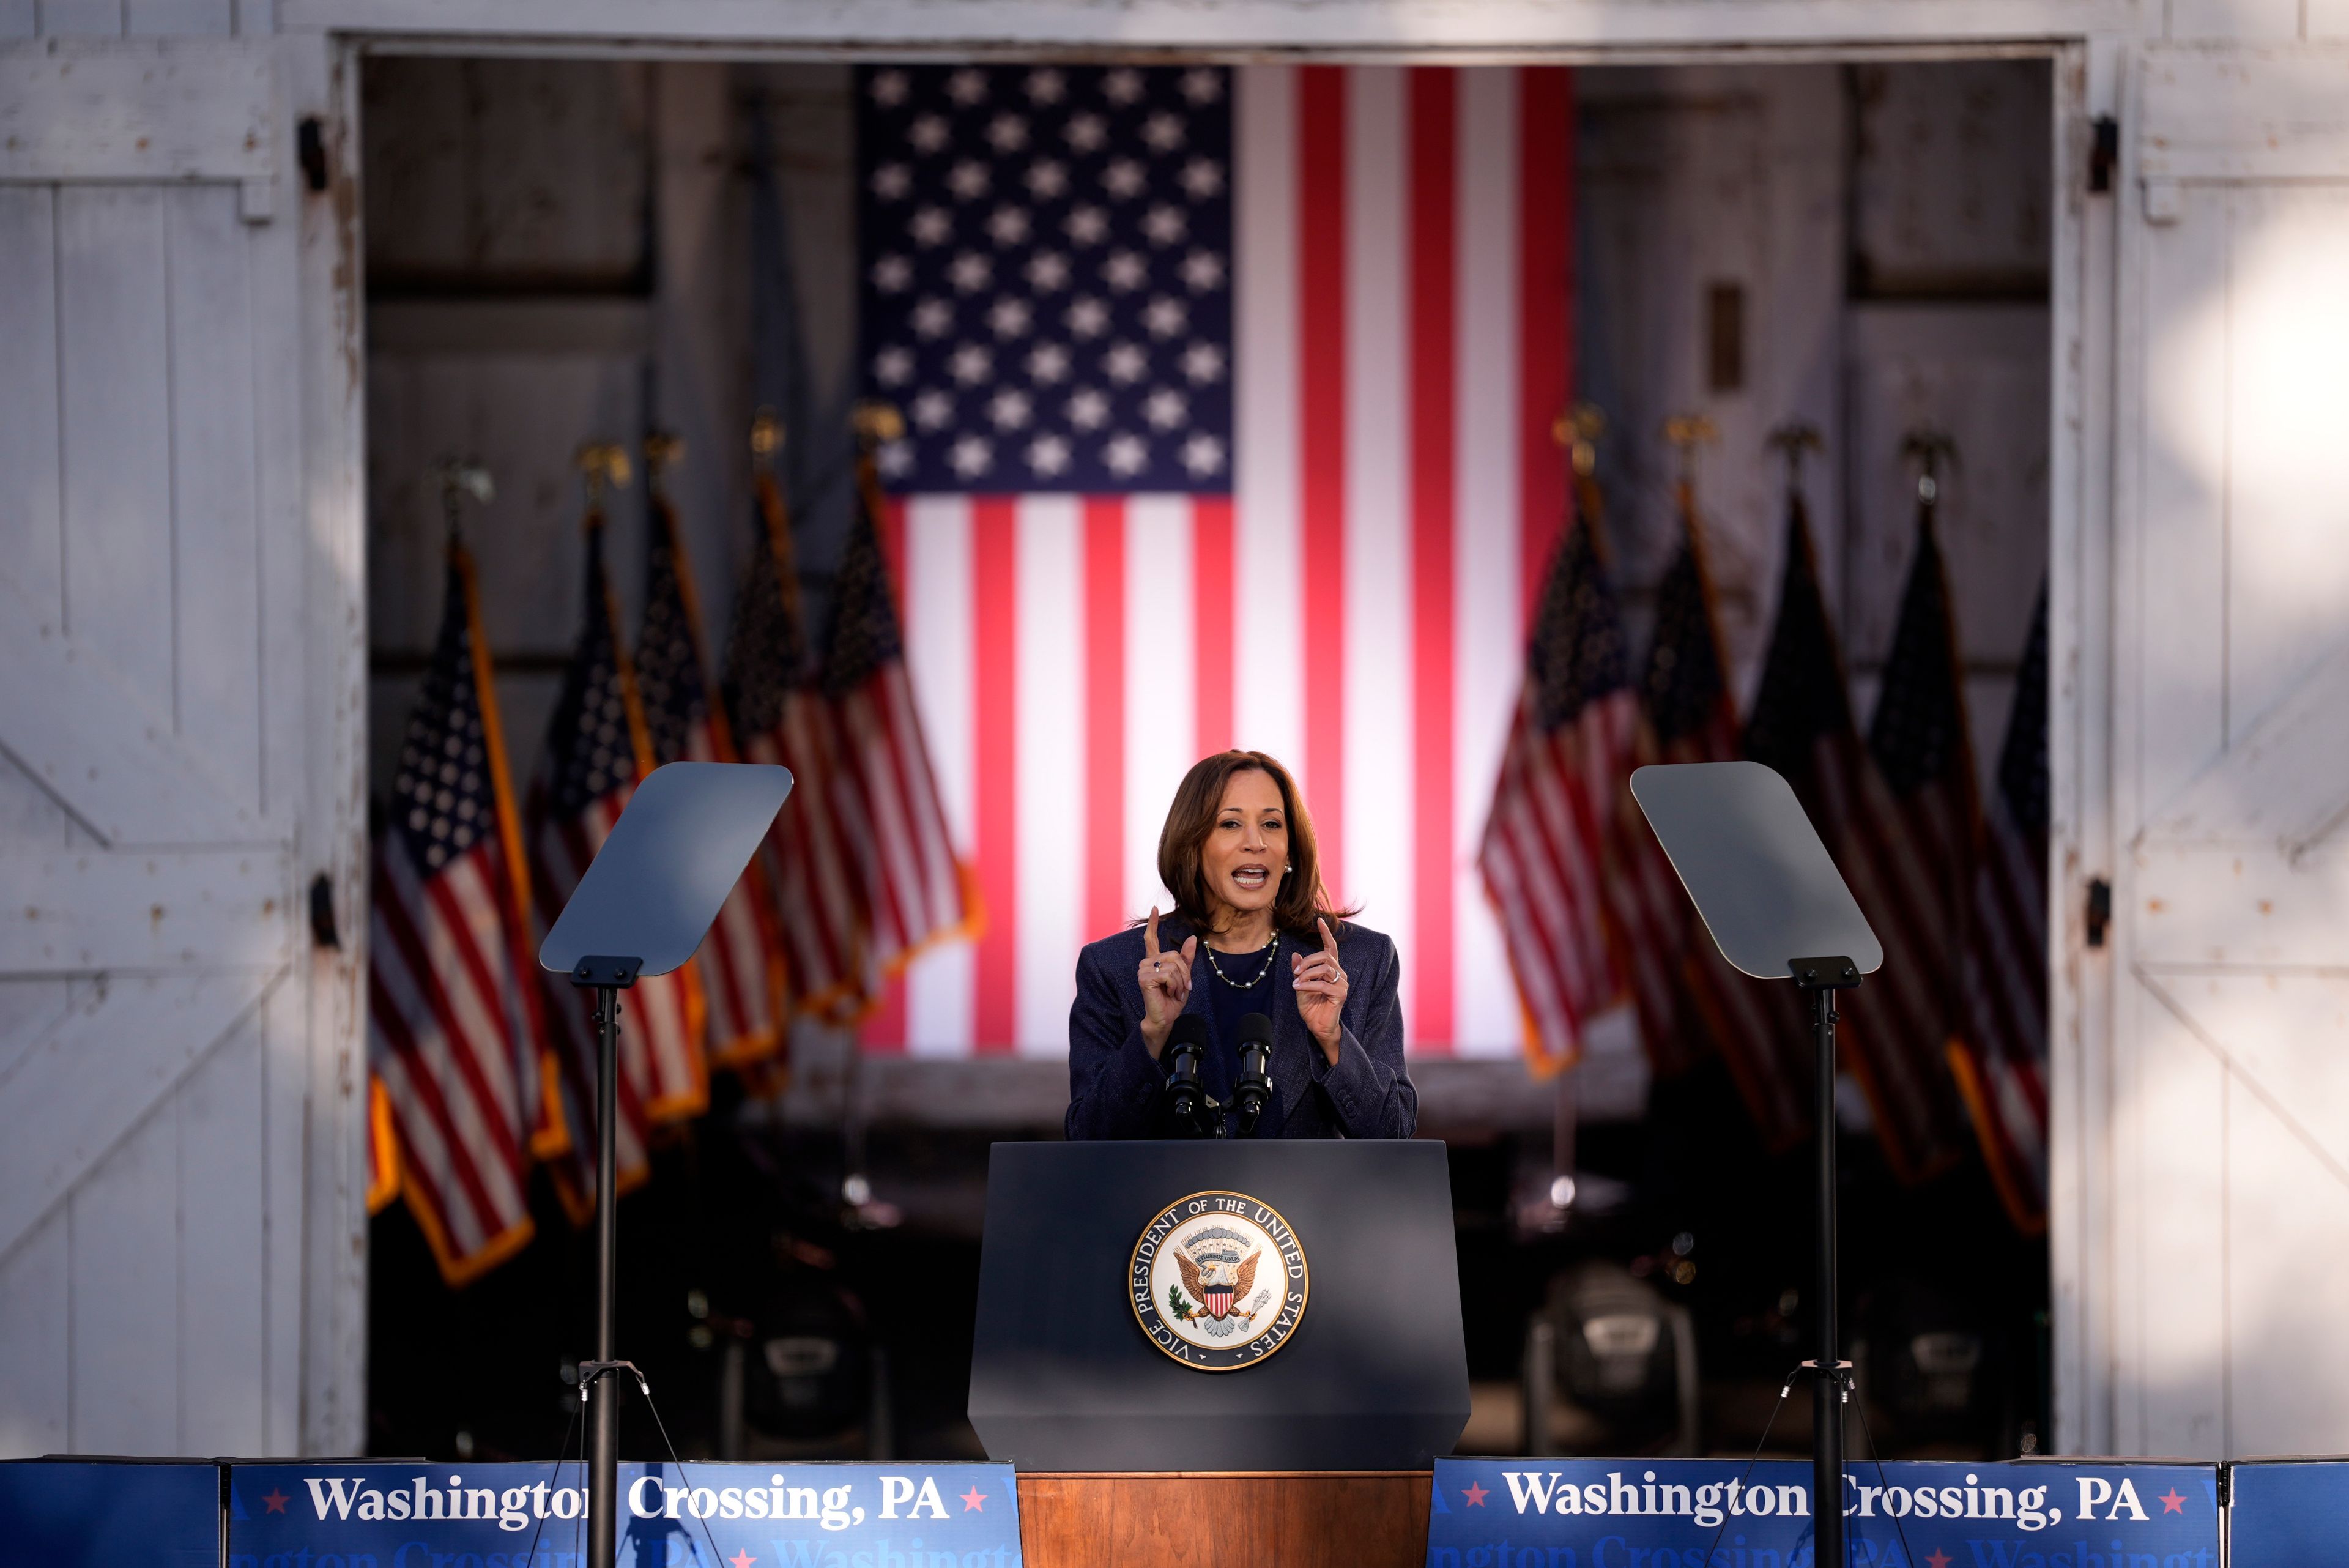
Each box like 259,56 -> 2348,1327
643,429 -> 686,484
1765,421 -> 1824,494
1553,403 -> 1606,478
853,401 -> 906,448
1901,428 -> 1958,507
750,407 -> 785,465
576,440 -> 633,509
1664,412 -> 1718,489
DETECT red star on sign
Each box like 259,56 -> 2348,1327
260,1490 -> 290,1515
1461,1482 -> 1489,1507
1925,1552 -> 1951,1568
960,1485 -> 987,1512
2160,1488 -> 2186,1514
728,1551 -> 755,1568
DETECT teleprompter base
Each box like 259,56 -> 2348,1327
1016,1472 -> 1430,1568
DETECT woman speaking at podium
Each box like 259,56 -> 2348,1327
1065,750 -> 1416,1139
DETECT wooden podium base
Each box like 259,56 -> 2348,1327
1016,1471 -> 1431,1568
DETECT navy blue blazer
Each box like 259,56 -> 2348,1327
1064,913 -> 1417,1140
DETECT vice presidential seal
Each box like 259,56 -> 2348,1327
1129,1190 -> 1309,1370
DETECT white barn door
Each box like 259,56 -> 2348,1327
0,37 -> 363,1457
2096,43 -> 2349,1458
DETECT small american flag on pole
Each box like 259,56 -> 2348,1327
1844,497 -> 1979,1182
366,544 -> 544,1285
636,479 -> 789,1069
529,516 -> 708,1214
1744,492 -> 1972,1180
1601,486 -> 1737,1083
723,464 -> 875,1022
1479,517 -> 1636,1076
1951,585 -> 2049,1230
826,456 -> 977,1000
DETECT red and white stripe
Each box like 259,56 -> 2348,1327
831,634 -> 970,994
532,786 -> 708,1209
1482,673 -> 1639,1073
742,478 -> 869,1020
862,64 -> 1574,1057
369,831 -> 539,1280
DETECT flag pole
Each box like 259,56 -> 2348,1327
571,440 -> 639,1568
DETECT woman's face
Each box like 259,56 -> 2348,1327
1201,768 -> 1289,926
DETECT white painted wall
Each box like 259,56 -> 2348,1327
4,0 -> 2347,1467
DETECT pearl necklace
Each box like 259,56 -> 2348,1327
1204,934 -> 1280,989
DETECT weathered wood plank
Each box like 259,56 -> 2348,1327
2127,975 -> 2229,1457
0,845 -> 291,973
0,977 -> 75,1088
0,187 -> 62,622
2133,842 -> 2349,970
36,0 -> 124,37
56,185 -> 175,718
2132,184 -> 2229,822
0,750 -> 73,851
259,971 -> 306,1451
2219,184 -> 2349,748
177,1013 -> 265,1453
278,0 -> 2144,50
126,0 -> 232,35
2151,636 -> 2349,852
167,185 -> 264,808
0,1206 -> 69,1458
0,968 -> 277,1260
0,39 -> 273,181
69,1090 -> 179,1453
2142,45 -> 2349,182
0,568 -> 276,844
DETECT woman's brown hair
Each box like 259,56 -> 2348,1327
1153,751 -> 1357,940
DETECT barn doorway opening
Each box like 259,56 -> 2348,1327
355,51 -> 2053,1465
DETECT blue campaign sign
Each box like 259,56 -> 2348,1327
0,1458 -> 221,1568
2227,1460 -> 2349,1565
1427,1457 -> 2219,1568
226,1462 -> 1021,1568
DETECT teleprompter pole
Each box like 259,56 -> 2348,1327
1793,957 -> 1859,1568
565,956 -> 641,1568
588,983 -> 620,1568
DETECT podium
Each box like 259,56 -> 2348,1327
968,1139 -> 1469,1471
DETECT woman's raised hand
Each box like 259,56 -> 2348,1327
1137,907 -> 1197,1057
1291,916 -> 1350,1060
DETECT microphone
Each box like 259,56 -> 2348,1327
1233,1011 -> 1275,1136
1163,1014 -> 1212,1135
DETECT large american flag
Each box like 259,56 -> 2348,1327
1952,584 -> 2049,1229
366,544 -> 544,1285
1480,516 -> 1636,1074
856,62 -> 1575,1055
528,518 -> 708,1213
636,488 -> 789,1069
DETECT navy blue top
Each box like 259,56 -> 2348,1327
1064,915 -> 1416,1140
1197,940 -> 1286,1138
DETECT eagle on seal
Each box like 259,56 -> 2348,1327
1177,1246 -> 1261,1321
